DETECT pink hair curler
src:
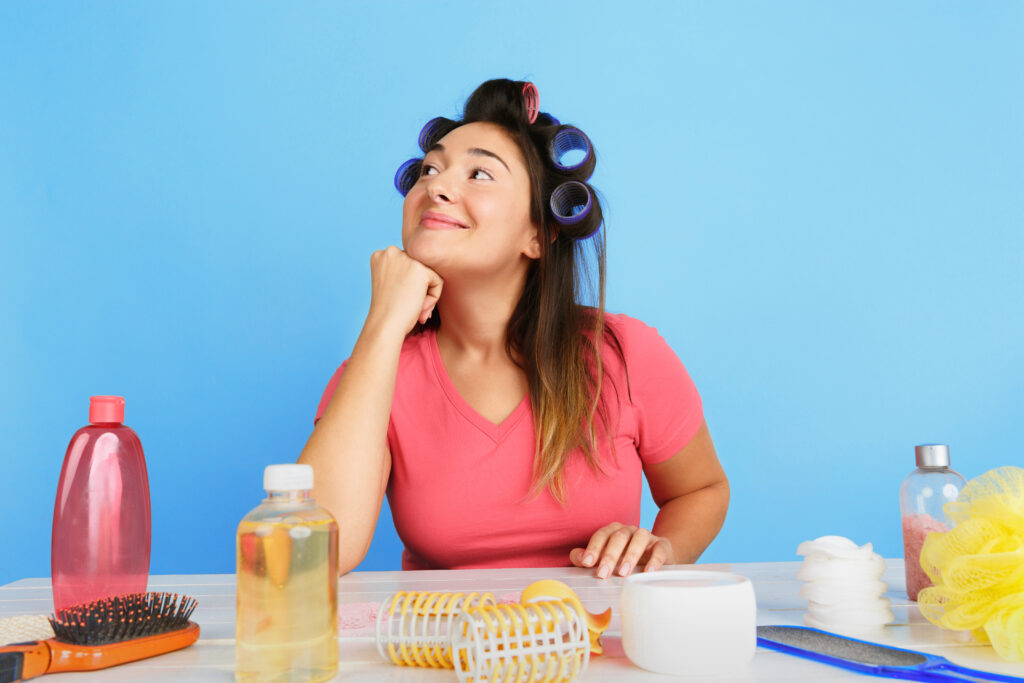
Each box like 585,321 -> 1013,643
521,82 -> 539,124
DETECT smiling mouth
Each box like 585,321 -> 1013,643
421,212 -> 469,230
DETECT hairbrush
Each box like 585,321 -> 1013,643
757,625 -> 1023,682
0,592 -> 198,683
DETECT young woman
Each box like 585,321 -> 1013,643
299,79 -> 729,578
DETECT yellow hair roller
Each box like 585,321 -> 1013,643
520,579 -> 612,655
375,580 -> 610,681
452,599 -> 590,683
375,590 -> 496,667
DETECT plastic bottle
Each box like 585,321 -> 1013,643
900,444 -> 966,601
236,464 -> 338,683
51,396 -> 151,612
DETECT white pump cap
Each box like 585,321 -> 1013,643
263,464 -> 314,491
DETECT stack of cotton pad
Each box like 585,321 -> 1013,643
797,535 -> 894,632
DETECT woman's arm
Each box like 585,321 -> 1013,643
570,420 -> 729,577
298,246 -> 443,575
646,420 -> 729,565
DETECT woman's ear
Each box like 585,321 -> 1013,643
523,223 -> 543,260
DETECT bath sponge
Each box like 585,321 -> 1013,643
918,466 -> 1024,661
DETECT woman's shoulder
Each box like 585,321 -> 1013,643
600,311 -> 664,345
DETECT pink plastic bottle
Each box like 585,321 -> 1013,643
51,396 -> 152,612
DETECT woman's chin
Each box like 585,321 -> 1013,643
405,241 -> 451,272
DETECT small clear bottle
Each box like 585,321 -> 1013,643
236,464 -> 338,683
900,444 -> 966,601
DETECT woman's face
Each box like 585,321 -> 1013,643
401,122 -> 540,279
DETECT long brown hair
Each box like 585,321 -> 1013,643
412,79 -> 624,502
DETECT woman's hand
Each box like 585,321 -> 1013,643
569,523 -> 676,579
366,246 -> 444,335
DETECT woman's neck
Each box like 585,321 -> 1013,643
435,272 -> 525,361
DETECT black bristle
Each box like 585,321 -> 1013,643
47,592 -> 198,646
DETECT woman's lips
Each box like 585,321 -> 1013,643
421,211 -> 469,230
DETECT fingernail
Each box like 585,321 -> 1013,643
583,553 -> 595,566
618,562 -> 631,576
597,564 -> 611,579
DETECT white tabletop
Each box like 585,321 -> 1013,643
2,560 -> 1021,681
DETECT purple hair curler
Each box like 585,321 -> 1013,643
549,127 -> 592,171
549,181 -> 592,225
418,117 -> 448,153
521,82 -> 539,124
394,158 -> 422,196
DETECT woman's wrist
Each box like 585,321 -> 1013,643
360,309 -> 413,346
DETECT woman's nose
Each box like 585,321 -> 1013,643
425,173 -> 455,204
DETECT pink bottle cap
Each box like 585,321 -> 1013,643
89,396 -> 125,424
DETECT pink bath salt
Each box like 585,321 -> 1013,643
902,514 -> 949,601
338,601 -> 381,631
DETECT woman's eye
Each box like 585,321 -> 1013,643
421,165 -> 439,177
472,168 -> 493,181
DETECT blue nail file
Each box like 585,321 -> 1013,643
757,625 -> 1023,682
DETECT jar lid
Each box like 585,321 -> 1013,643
263,464 -> 314,491
915,444 -> 950,468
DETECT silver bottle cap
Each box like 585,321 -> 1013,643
915,444 -> 950,468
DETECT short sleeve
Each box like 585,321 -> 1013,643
313,359 -> 349,425
615,316 -> 704,465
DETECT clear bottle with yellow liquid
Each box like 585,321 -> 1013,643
236,464 -> 338,683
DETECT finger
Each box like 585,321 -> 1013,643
568,548 -> 587,567
643,538 -> 674,573
596,526 -> 636,579
581,524 -> 620,569
616,528 -> 653,577
425,272 -> 444,303
420,272 -> 444,322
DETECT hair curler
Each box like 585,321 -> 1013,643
375,591 -> 496,668
549,127 -> 592,172
520,579 -> 611,655
418,117 -> 451,153
451,600 -> 590,683
549,181 -> 593,225
521,82 -> 539,124
394,158 -> 422,197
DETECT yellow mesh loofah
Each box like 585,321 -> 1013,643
917,466 -> 1024,661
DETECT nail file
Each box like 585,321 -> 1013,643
757,625 -> 1023,682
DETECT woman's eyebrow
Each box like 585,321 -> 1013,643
427,143 -> 511,173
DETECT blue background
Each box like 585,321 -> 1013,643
2,1 -> 1022,586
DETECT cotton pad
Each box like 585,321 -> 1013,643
797,535 -> 893,633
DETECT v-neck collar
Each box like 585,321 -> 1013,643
427,328 -> 531,443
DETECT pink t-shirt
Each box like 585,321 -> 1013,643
314,313 -> 703,570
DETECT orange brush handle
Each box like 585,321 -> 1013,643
0,640 -> 52,680
46,622 -> 200,674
